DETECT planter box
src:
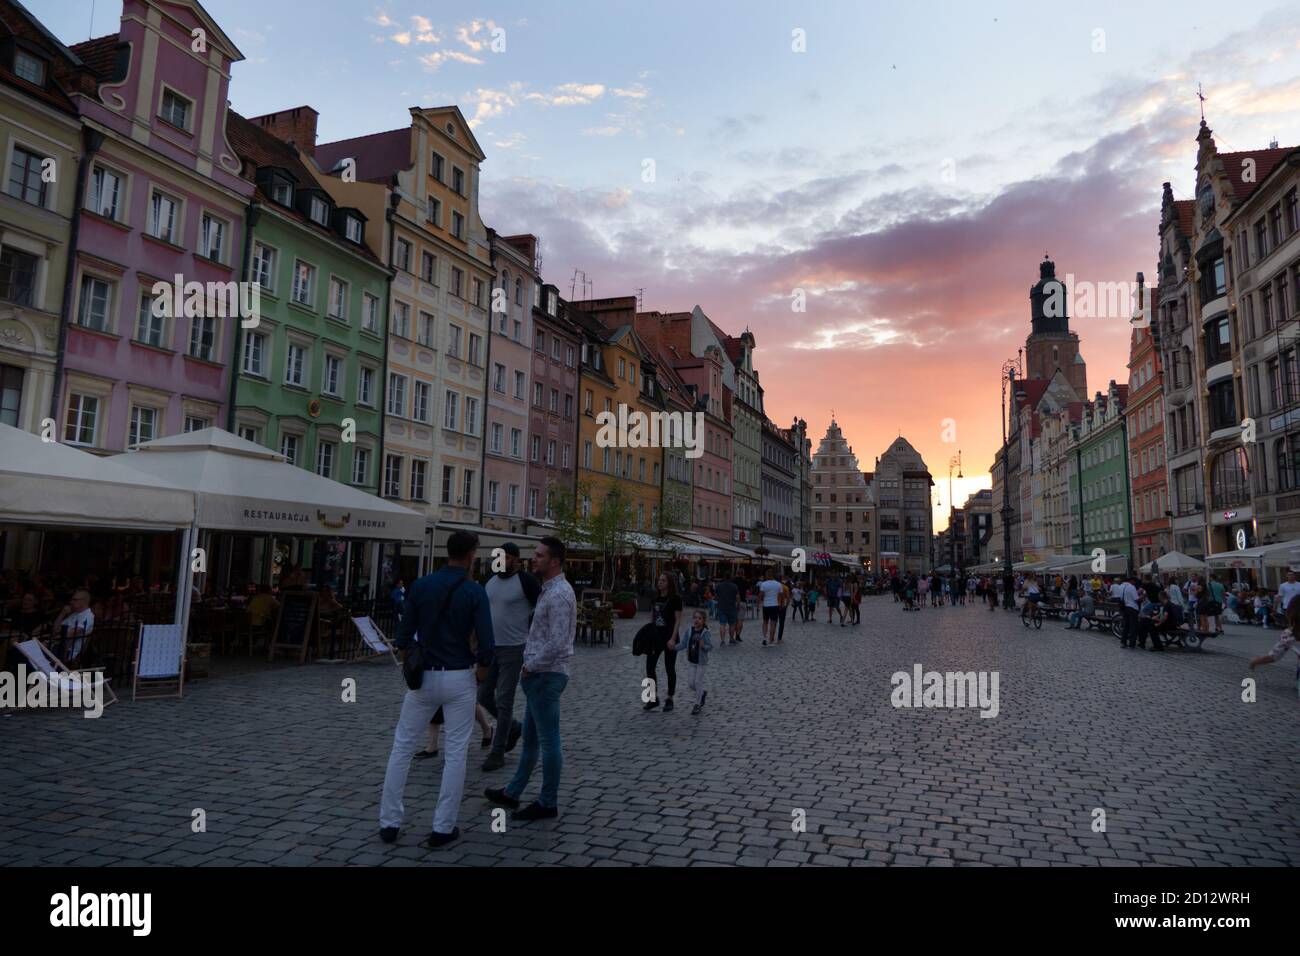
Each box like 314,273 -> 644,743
615,603 -> 637,619
186,642 -> 211,679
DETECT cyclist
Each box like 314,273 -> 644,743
1023,575 -> 1043,616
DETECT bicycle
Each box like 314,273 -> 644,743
1021,601 -> 1043,629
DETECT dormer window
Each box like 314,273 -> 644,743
160,88 -> 192,130
345,216 -> 363,244
310,195 -> 331,227
272,179 -> 292,206
13,49 -> 46,86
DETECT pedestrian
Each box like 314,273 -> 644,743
1249,593 -> 1300,689
644,572 -> 683,710
484,536 -> 577,822
380,530 -> 494,849
825,572 -> 842,624
1117,574 -> 1141,648
776,576 -> 790,642
790,581 -> 805,622
758,568 -> 783,645
683,608 -> 712,714
806,582 -> 819,621
713,575 -> 739,645
850,575 -> 863,624
479,543 -> 539,772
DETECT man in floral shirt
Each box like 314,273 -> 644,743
484,536 -> 576,821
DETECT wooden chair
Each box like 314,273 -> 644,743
132,623 -> 186,700
588,605 -> 614,647
15,639 -> 118,708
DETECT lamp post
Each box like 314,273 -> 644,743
949,451 -> 962,580
1001,355 -> 1024,609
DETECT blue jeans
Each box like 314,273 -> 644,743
505,671 -> 568,808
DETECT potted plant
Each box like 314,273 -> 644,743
610,591 -> 637,618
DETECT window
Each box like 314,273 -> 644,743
251,242 -> 276,290
488,481 -> 500,513
77,275 -> 111,331
280,433 -> 300,466
619,358 -> 626,379
387,373 -> 407,416
463,470 -> 474,507
413,381 -> 431,422
464,396 -> 479,435
535,330 -> 545,352
516,278 -> 524,306
135,293 -> 165,347
583,441 -> 592,469
89,166 -> 122,219
322,354 -> 342,397
452,166 -> 465,195
128,405 -> 157,446
451,267 -> 464,298
472,278 -> 484,307
552,338 -> 561,361
243,332 -> 266,376
443,390 -> 459,430
316,441 -> 336,479
531,435 -> 541,462
1210,448 -> 1249,509
292,260 -> 315,306
547,440 -> 556,466
148,191 -> 179,243
584,389 -> 593,413
452,211 -> 465,240
427,197 -> 441,227
309,196 -> 330,227
363,293 -> 380,333
271,179 -> 292,206
395,239 -> 412,273
14,49 -> 45,85
1208,380 -> 1236,431
0,364 -> 22,427
358,366 -> 375,405
285,342 -> 307,386
514,370 -> 525,399
549,388 -> 558,413
327,277 -> 348,321
493,363 -> 506,393
352,447 -> 370,485
64,393 -> 98,445
418,311 -> 435,347
511,427 -> 522,458
448,324 -> 462,357
1204,316 -> 1231,366
237,425 -> 259,444
410,460 -> 428,501
7,147 -> 47,206
566,345 -> 575,367
345,217 -> 363,244
432,152 -> 445,182
442,466 -> 454,504
0,246 -> 38,305
200,213 -> 226,261
562,444 -> 571,468
384,455 -> 403,497
528,488 -> 539,518
392,301 -> 410,338
421,251 -> 437,284
508,485 -> 519,516
533,382 -> 543,406
160,89 -> 191,129
468,333 -> 482,365
490,422 -> 503,453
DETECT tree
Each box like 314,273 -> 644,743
588,480 -> 634,590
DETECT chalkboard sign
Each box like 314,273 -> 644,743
269,591 -> 317,663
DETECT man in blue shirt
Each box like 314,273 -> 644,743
379,531 -> 494,850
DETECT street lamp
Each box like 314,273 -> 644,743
949,451 -> 963,580
1000,355 -> 1024,609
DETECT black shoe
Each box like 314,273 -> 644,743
513,802 -> 558,822
663,698 -> 674,712
484,787 -> 520,809
481,753 -> 506,772
643,699 -> 660,711
379,826 -> 399,844
413,749 -> 438,760
690,704 -> 701,715
507,720 -> 522,753
422,827 -> 460,849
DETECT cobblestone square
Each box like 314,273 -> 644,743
2,598 -> 1297,867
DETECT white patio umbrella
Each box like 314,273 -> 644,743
1139,550 -> 1206,574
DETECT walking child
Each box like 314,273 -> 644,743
685,609 -> 712,715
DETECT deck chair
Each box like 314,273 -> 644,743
353,616 -> 399,664
132,623 -> 186,701
15,639 -> 118,709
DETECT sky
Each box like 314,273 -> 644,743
34,0 -> 1300,530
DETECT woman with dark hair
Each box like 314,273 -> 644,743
644,572 -> 683,713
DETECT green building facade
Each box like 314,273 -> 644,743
226,113 -> 388,494
1075,381 -> 1132,562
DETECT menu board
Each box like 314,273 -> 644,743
269,591 -> 317,662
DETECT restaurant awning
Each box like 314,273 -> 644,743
1207,538 -> 1300,569
114,428 -> 424,541
1139,550 -> 1207,573
0,422 -> 193,531
669,530 -> 754,559
431,522 -> 543,557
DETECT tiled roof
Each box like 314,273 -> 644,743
69,33 -> 118,82
1173,199 -> 1195,238
0,3 -> 84,112
315,127 -> 412,184
226,111 -> 383,267
1220,147 -> 1296,203
1014,378 -> 1050,412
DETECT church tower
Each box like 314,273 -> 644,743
1025,256 -> 1087,397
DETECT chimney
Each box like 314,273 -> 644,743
251,106 -> 320,156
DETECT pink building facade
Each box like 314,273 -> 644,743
58,0 -> 253,452
526,278 -> 580,521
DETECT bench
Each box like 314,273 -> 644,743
1082,602 -> 1123,634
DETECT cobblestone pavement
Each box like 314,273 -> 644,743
3,597 -> 1298,867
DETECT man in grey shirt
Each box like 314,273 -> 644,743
480,542 -> 540,772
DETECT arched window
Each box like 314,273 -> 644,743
515,278 -> 523,305
1210,447 -> 1249,509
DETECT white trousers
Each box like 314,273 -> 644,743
688,662 -> 708,704
379,667 -> 477,834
